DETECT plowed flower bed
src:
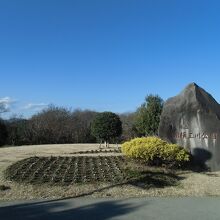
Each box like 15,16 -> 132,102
5,156 -> 126,185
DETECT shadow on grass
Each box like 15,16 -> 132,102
125,170 -> 184,189
55,169 -> 184,199
0,199 -> 142,220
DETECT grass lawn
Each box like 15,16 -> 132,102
1,144 -> 220,202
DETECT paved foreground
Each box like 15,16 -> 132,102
0,197 -> 220,220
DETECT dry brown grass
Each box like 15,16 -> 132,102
1,144 -> 220,202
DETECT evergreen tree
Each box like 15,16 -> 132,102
91,112 -> 122,147
135,95 -> 163,136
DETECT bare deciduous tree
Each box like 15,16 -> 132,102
119,112 -> 136,141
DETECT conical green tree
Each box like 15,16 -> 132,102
135,95 -> 163,136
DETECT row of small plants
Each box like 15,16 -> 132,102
70,149 -> 121,155
5,156 -> 126,185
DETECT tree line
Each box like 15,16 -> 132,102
0,95 -> 163,146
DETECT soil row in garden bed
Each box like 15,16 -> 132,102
5,156 -> 126,185
70,149 -> 122,155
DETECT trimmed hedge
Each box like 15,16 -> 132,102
122,137 -> 190,168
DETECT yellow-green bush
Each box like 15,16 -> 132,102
122,137 -> 190,167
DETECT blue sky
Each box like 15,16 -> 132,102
1,0 -> 220,118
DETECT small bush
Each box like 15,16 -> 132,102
122,137 -> 190,168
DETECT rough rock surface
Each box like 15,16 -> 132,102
159,83 -> 220,171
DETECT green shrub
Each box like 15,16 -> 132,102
122,137 -> 190,168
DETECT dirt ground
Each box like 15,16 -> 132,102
1,144 -> 220,202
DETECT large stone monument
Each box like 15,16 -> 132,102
159,83 -> 220,171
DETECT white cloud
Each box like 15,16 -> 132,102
23,103 -> 48,111
0,97 -> 16,112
